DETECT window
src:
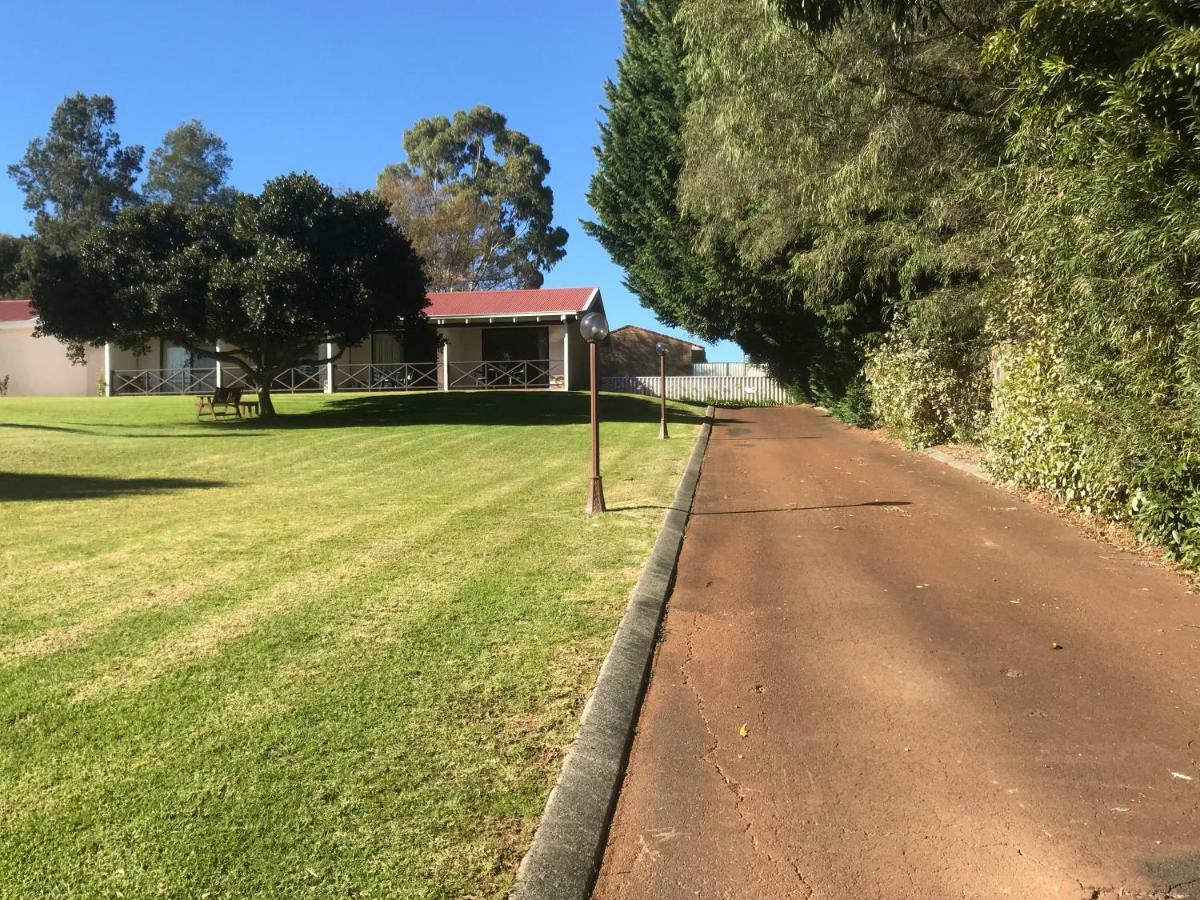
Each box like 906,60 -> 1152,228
482,327 -> 549,362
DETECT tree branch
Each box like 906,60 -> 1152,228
930,1 -> 983,45
810,41 -> 986,118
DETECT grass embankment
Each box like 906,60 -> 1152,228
0,391 -> 700,898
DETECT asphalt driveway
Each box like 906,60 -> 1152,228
593,406 -> 1200,900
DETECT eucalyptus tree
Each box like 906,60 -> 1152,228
144,119 -> 237,207
377,106 -> 568,290
7,93 -> 143,251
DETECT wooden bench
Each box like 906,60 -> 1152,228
238,400 -> 260,418
197,387 -> 243,421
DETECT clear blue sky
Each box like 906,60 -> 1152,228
0,0 -> 741,359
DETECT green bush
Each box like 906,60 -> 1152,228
985,282 -> 1200,564
864,311 -> 990,448
985,328 -> 1132,520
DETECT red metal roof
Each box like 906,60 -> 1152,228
0,291 -> 600,325
0,299 -> 34,323
425,287 -> 598,319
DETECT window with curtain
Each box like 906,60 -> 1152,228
372,332 -> 405,364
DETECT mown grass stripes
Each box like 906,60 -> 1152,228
0,391 -> 700,899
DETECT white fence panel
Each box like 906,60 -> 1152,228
601,375 -> 791,405
691,362 -> 768,377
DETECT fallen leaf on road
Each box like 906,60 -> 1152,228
1170,771 -> 1193,781
739,724 -> 750,738
1051,641 -> 1063,650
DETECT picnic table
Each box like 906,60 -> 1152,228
197,388 -> 259,420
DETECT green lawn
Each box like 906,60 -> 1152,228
0,391 -> 700,899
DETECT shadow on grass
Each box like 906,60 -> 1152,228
0,472 -> 230,502
243,391 -> 711,430
0,422 -> 262,439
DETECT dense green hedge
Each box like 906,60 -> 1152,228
592,0 -> 1200,567
858,1 -> 1200,567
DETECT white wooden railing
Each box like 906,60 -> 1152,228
600,375 -> 792,405
333,362 -> 440,392
112,368 -> 218,395
446,359 -> 564,390
110,359 -> 567,395
221,366 -> 325,393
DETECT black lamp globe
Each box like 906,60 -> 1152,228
580,311 -> 610,343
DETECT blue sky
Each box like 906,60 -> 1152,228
0,0 -> 740,358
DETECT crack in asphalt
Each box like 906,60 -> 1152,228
679,610 -> 814,899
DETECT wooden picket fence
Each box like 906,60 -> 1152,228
600,375 -> 792,406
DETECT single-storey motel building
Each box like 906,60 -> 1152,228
0,287 -> 605,397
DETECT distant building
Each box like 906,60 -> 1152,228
0,289 -> 606,396
0,299 -> 107,396
599,325 -> 706,377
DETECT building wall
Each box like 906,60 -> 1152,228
107,339 -> 161,372
599,327 -> 705,378
343,340 -> 373,366
0,325 -> 99,396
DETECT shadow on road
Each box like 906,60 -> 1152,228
610,500 -> 912,515
1140,853 -> 1200,896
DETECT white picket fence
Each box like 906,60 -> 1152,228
600,375 -> 791,405
691,362 -> 768,377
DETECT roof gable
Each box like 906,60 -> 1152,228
0,299 -> 34,323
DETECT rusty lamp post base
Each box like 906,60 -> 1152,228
587,476 -> 607,517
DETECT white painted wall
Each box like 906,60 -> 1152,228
0,325 -> 103,396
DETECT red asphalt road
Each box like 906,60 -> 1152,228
592,406 -> 1200,900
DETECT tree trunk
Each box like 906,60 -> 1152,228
256,384 -> 277,418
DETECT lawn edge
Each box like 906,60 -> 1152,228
509,405 -> 715,900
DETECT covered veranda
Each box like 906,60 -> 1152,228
106,287 -> 602,396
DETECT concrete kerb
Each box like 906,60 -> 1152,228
510,405 -> 716,900
921,447 -> 991,482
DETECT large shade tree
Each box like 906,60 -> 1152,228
27,173 -> 428,418
376,105 -> 568,290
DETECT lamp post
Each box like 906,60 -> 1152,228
655,341 -> 670,440
580,310 -> 610,516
